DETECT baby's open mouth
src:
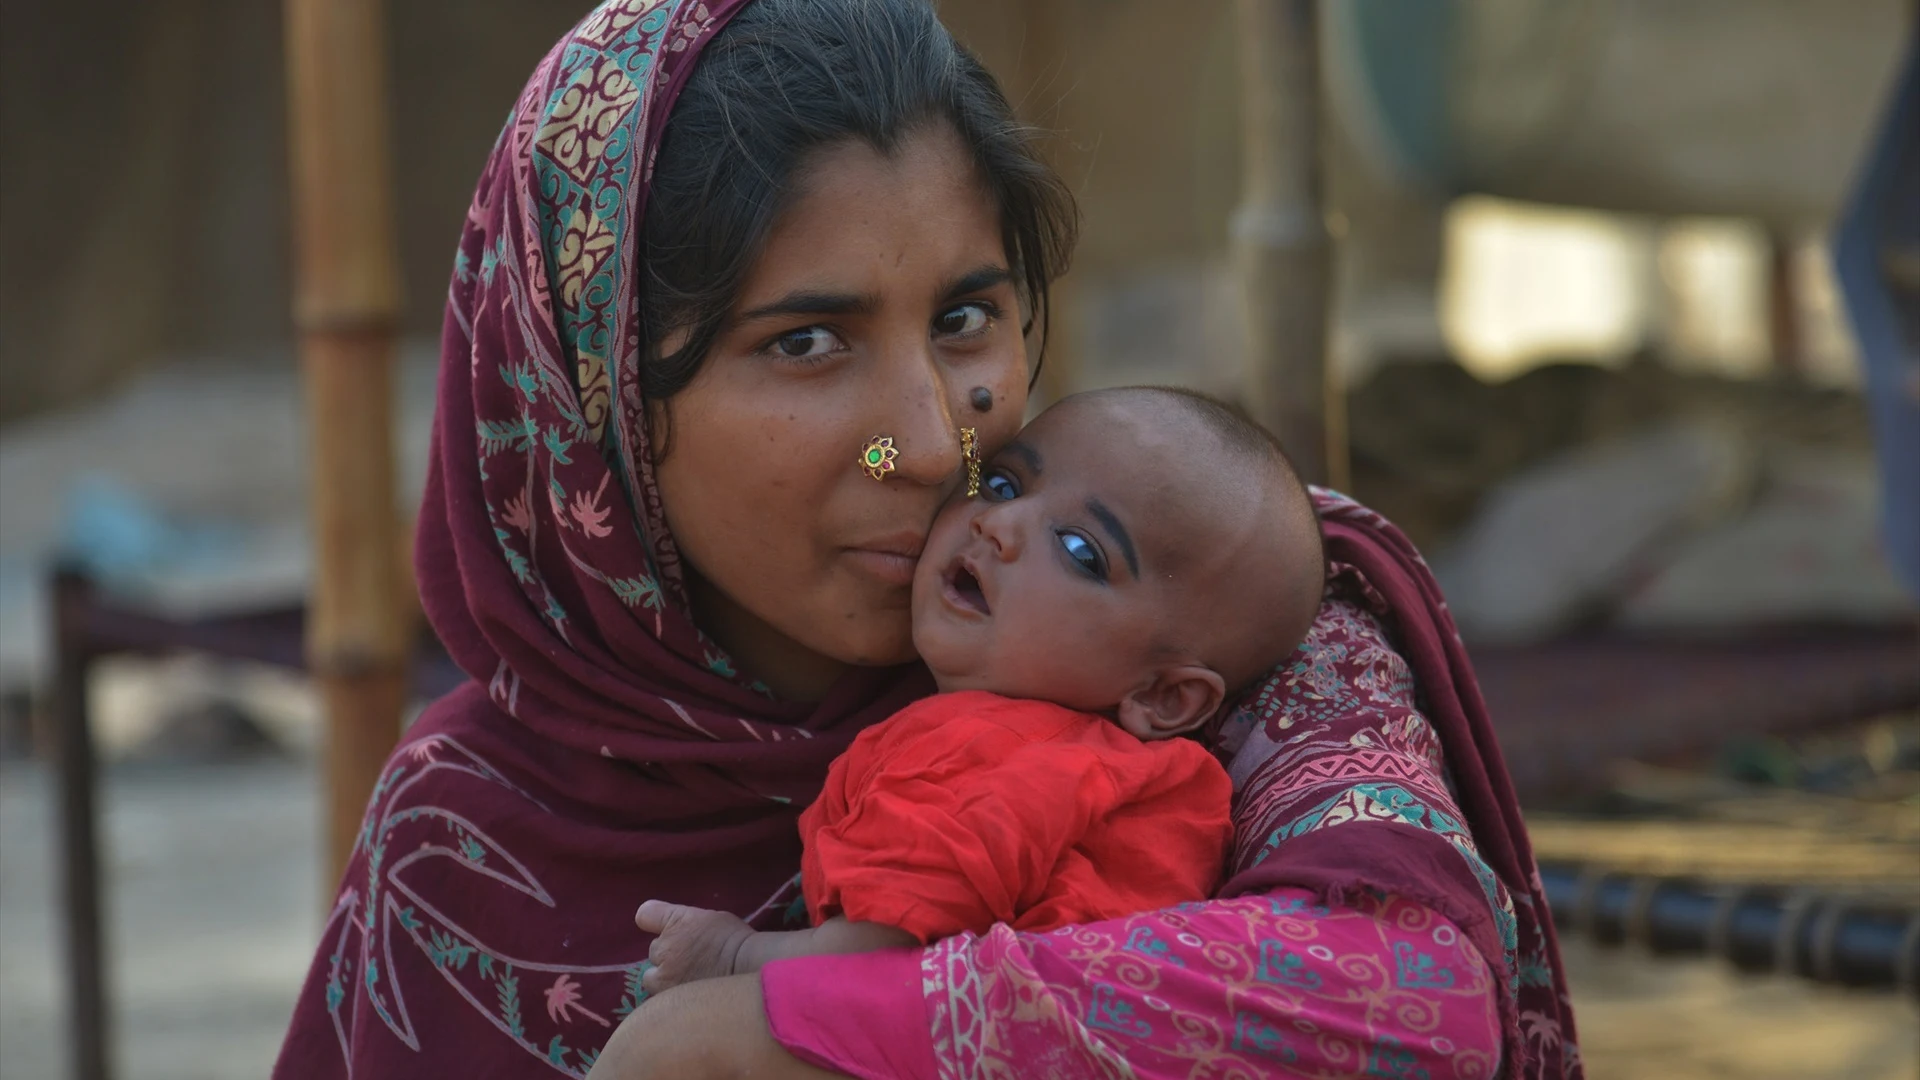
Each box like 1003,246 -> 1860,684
944,559 -> 991,616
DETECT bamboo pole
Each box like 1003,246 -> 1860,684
284,0 -> 409,887
1231,0 -> 1347,488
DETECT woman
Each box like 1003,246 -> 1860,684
274,0 -> 1580,1077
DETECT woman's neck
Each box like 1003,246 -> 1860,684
686,573 -> 851,704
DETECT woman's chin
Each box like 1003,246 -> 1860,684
830,619 -> 920,669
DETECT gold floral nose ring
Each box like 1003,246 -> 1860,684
860,435 -> 899,481
961,427 -> 980,497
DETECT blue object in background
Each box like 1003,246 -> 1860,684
58,475 -> 244,583
1834,26 -> 1920,598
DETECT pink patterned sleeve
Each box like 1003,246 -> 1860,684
763,887 -> 1502,1080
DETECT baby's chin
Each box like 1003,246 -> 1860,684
907,624 -> 969,693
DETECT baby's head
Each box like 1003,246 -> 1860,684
913,386 -> 1325,740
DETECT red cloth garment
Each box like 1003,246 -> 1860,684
799,692 -> 1233,943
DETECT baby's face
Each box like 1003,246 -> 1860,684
912,395 -> 1247,713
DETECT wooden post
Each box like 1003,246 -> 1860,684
1018,0 -> 1082,412
1231,0 -> 1346,488
284,0 -> 409,887
50,568 -> 110,1080
1767,230 -> 1806,379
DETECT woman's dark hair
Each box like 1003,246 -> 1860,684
638,0 -> 1078,408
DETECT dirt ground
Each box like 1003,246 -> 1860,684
0,758 -> 1914,1080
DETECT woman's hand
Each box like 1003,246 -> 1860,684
585,974 -> 848,1080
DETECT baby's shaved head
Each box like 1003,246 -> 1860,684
1066,386 -> 1326,692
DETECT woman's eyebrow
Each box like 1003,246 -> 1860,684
1085,497 -> 1140,578
941,265 -> 1015,300
734,288 -> 880,324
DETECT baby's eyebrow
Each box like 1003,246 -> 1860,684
1002,440 -> 1042,475
1085,497 -> 1139,578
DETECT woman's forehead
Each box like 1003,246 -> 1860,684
738,128 -> 1009,301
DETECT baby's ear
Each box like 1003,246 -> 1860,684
1116,665 -> 1226,741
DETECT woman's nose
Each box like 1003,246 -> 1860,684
873,338 -> 965,488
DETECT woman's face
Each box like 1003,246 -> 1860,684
651,125 -> 1031,700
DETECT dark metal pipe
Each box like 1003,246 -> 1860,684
1540,861 -> 1920,994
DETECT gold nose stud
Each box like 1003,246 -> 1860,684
860,435 -> 899,482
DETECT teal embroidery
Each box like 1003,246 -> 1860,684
494,529 -> 533,584
1265,897 -> 1307,917
542,427 -> 574,464
428,928 -> 477,971
1449,841 -> 1518,977
1256,941 -> 1324,989
613,961 -> 651,1018
609,575 -> 663,610
1366,1035 -> 1430,1080
547,1035 -> 571,1067
1518,947 -> 1555,989
1393,941 -> 1454,989
702,650 -> 736,678
1085,983 -> 1151,1038
477,416 -> 539,457
496,962 -> 525,1039
1123,926 -> 1186,968
1230,1011 -> 1298,1062
782,893 -> 810,928
500,364 -> 539,403
478,235 -> 507,284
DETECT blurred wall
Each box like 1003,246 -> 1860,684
1,0 -> 1907,425
0,0 -> 583,424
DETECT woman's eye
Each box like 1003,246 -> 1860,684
768,326 -> 843,360
934,302 -> 994,337
1057,531 -> 1107,581
981,470 -> 1019,502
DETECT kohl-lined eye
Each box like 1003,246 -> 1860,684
766,326 -> 844,361
981,469 -> 1019,502
933,302 -> 995,337
1057,530 -> 1107,581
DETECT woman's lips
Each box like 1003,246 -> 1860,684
844,532 -> 926,587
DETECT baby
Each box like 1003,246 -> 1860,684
635,386 -> 1326,991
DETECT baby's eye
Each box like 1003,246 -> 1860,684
1057,531 -> 1107,581
981,470 -> 1019,502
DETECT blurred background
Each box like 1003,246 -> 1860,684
1,1 -> 1916,1077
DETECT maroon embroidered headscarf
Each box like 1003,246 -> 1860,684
419,0 -> 930,813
